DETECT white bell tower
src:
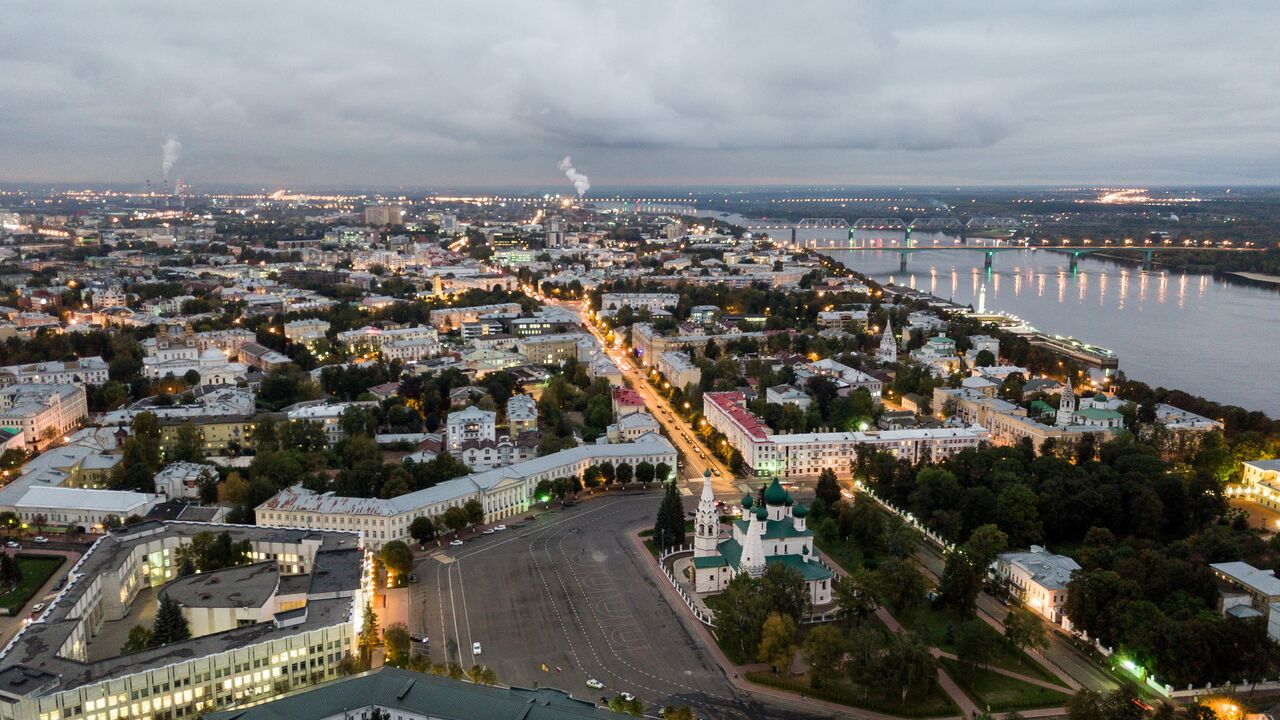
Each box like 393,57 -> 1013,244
694,470 -> 719,558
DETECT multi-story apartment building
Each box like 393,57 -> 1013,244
0,358 -> 109,388
704,391 -> 986,478
428,303 -> 522,332
506,394 -> 538,435
515,333 -> 588,366
0,383 -> 88,450
599,293 -> 679,313
657,351 -> 701,392
283,318 -> 331,348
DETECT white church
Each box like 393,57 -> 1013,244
692,474 -> 833,606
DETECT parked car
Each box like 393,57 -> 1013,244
494,524 -> 507,531
32,536 -> 49,544
482,529 -> 495,535
472,642 -> 482,655
4,541 -> 18,549
620,692 -> 635,702
449,539 -> 463,547
586,678 -> 604,689
30,603 -> 45,615
414,634 -> 429,644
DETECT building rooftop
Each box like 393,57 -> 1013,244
1211,561 -> 1280,598
0,522 -> 361,696
205,666 -> 618,720
161,561 -> 280,609
14,485 -> 154,513
998,546 -> 1081,590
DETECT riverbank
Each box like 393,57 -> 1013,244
1224,271 -> 1280,289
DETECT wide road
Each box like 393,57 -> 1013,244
412,495 -> 835,720
552,297 -> 740,495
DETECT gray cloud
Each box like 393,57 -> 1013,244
1,1 -> 1279,186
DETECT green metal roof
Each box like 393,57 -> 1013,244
733,518 -> 813,540
206,667 -> 620,720
767,554 -> 834,581
692,555 -> 729,569
1075,407 -> 1122,420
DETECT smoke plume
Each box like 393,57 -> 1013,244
558,156 -> 590,197
162,136 -> 182,177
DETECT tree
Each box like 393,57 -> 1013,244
466,664 -> 498,685
757,612 -> 797,674
937,549 -> 983,617
974,349 -> 996,367
803,624 -> 845,688
964,524 -> 1009,571
606,695 -> 644,716
409,516 -> 436,546
716,573 -> 770,661
32,514 -> 47,535
383,623 -> 411,667
358,603 -> 380,662
380,541 -> 413,582
815,468 -> 841,507
881,633 -> 936,706
463,498 -> 485,527
955,620 -> 999,676
871,558 -> 925,613
661,707 -> 695,720
599,461 -> 615,485
761,563 -> 811,622
635,461 -> 655,485
0,553 -> 21,587
833,571 -> 878,627
1004,607 -> 1049,653
171,423 -> 204,463
1067,687 -> 1144,720
615,462 -> 633,485
655,461 -> 672,483
152,594 -> 191,645
652,480 -> 686,551
122,624 -> 153,654
442,506 -> 468,536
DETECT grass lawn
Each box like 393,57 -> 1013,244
0,554 -> 65,615
746,670 -> 958,717
939,658 -> 1072,711
814,535 -> 869,572
900,603 -> 1058,684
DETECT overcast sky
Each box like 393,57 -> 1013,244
3,1 -> 1279,189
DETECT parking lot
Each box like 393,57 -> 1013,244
410,495 -> 829,720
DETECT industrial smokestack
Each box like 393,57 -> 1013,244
558,156 -> 590,198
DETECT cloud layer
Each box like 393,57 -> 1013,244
2,1 -> 1279,187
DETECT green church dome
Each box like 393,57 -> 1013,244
741,494 -> 754,509
763,478 -> 789,506
792,504 -> 808,518
755,507 -> 768,521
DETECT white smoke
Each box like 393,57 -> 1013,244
558,156 -> 590,197
162,136 -> 182,177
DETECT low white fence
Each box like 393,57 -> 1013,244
658,545 -> 716,627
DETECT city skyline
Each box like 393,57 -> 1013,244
5,2 -> 1280,188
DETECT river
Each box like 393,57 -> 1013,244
705,213 -> 1280,416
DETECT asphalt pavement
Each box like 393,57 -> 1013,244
411,495 -> 841,720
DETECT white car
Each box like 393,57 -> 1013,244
31,603 -> 45,613
472,642 -> 482,656
482,528 -> 495,535
32,536 -> 48,544
4,541 -> 17,549
494,524 -> 507,531
620,692 -> 635,702
586,678 -> 604,689
449,539 -> 463,547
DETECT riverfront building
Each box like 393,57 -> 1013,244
0,522 -> 366,720
703,391 -> 986,478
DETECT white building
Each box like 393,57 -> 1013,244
285,401 -> 379,445
257,433 -> 677,548
875,318 -> 898,364
693,476 -> 833,606
143,325 -> 248,385
606,410 -> 661,443
283,318 -> 331,347
336,325 -> 438,355
765,385 -> 811,409
12,486 -> 157,531
0,357 -> 108,388
153,461 -> 218,500
0,383 -> 88,450
446,405 -> 497,452
599,293 -> 679,313
657,351 -> 700,392
704,390 -> 986,478
994,546 -> 1081,627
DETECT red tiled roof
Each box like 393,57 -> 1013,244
705,391 -> 771,441
612,387 -> 645,406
